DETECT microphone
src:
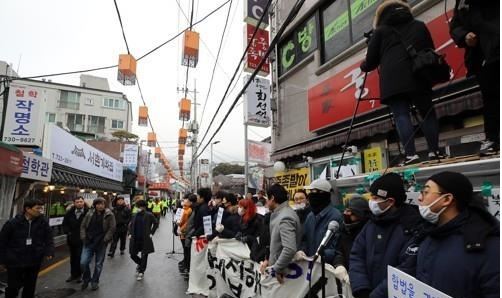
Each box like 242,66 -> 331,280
313,221 -> 339,262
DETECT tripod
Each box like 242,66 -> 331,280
165,209 -> 184,259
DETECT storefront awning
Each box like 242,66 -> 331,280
51,165 -> 124,192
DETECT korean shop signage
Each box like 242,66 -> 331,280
244,75 -> 271,127
3,83 -> 47,147
21,153 -> 53,182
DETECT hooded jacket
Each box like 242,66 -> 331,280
361,0 -> 435,103
349,204 -> 422,297
414,207 -> 499,297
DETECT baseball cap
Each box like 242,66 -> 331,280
304,179 -> 332,193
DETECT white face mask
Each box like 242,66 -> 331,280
369,199 -> 391,216
419,195 -> 448,224
238,207 -> 245,216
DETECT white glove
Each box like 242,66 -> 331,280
334,265 -> 350,284
215,224 -> 224,233
177,227 -> 182,235
293,250 -> 307,261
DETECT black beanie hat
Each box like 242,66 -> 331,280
347,196 -> 370,219
369,173 -> 406,203
427,171 -> 473,210
225,193 -> 238,206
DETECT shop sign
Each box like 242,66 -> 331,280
244,75 -> 271,127
21,153 -> 52,182
244,24 -> 270,76
274,167 -> 310,199
307,11 -> 467,131
3,83 -> 46,147
248,140 -> 271,164
363,147 -> 383,172
44,124 -> 123,182
123,144 -> 138,171
244,0 -> 269,28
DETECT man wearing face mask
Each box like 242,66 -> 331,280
332,196 -> 370,284
296,179 -> 342,265
349,173 -> 421,298
412,171 -> 499,297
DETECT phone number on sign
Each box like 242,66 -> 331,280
3,136 -> 35,143
51,153 -> 72,165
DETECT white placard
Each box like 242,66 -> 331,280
21,153 -> 52,182
49,217 -> 64,227
388,266 -> 452,298
244,75 -> 271,127
174,208 -> 183,222
203,215 -> 213,236
216,207 -> 224,226
484,188 -> 500,219
123,144 -> 138,171
3,83 -> 47,146
43,124 -> 123,181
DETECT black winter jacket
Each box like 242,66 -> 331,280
250,212 -> 270,263
193,202 -> 210,237
349,204 -> 422,298
0,214 -> 54,267
113,205 -> 131,233
414,207 -> 499,298
129,211 -> 158,255
361,0 -> 434,104
63,206 -> 89,246
450,0 -> 499,76
332,220 -> 367,269
238,214 -> 264,260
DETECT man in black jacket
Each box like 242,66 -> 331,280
108,196 -> 131,258
0,199 -> 54,298
193,188 -> 211,237
450,0 -> 499,156
129,200 -> 159,281
62,196 -> 89,283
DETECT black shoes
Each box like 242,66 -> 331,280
91,283 -> 99,291
108,252 -> 114,258
81,282 -> 89,291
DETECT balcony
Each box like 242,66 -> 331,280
58,100 -> 79,110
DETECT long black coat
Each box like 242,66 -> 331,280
450,0 -> 499,76
129,211 -> 158,255
63,206 -> 89,246
360,0 -> 434,104
0,214 -> 54,267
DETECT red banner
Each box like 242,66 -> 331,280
308,11 -> 467,131
0,144 -> 23,177
245,24 -> 270,75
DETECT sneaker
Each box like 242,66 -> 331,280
137,273 -> 144,281
91,283 -> 99,291
81,282 -> 89,291
399,155 -> 420,166
428,151 -> 448,161
480,140 -> 498,156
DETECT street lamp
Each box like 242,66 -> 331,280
210,141 -> 220,191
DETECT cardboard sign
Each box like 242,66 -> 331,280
388,266 -> 452,298
174,208 -> 183,222
203,215 -> 213,236
216,207 -> 224,226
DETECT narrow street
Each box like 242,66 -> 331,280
35,214 -> 189,298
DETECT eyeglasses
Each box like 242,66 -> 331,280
420,190 -> 442,197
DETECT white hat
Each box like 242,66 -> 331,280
304,179 -> 332,193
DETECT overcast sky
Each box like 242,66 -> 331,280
0,0 -> 271,171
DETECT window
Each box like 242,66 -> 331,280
103,98 -> 125,110
84,98 -> 94,106
59,90 -> 80,109
67,113 -> 85,131
46,113 -> 56,123
87,116 -> 106,134
111,119 -> 124,129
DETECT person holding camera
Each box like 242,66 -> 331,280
361,0 -> 445,166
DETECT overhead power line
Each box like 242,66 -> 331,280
195,0 -> 306,160
113,0 -> 131,54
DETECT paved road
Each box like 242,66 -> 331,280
35,213 -> 190,298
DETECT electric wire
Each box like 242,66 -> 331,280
113,0 -> 131,54
195,0 -> 305,160
196,0 -> 274,153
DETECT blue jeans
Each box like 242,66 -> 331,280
388,93 -> 439,156
80,244 -> 107,284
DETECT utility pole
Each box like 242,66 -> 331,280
244,124 -> 249,194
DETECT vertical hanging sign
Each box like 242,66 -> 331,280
244,24 -> 270,76
243,75 -> 271,127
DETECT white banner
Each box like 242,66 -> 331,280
188,237 -> 210,296
191,238 -> 352,298
21,153 -> 52,182
388,266 -> 452,298
43,124 -> 123,181
123,144 -> 138,171
3,83 -> 46,147
248,140 -> 271,164
244,76 -> 271,127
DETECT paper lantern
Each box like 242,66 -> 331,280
138,106 -> 148,126
154,147 -> 161,158
179,98 -> 191,121
178,128 -> 188,144
147,132 -> 156,147
182,30 -> 200,68
117,54 -> 137,85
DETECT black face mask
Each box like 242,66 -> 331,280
308,192 -> 331,214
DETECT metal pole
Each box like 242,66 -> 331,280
244,123 -> 249,194
210,142 -> 213,191
192,79 -> 198,191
